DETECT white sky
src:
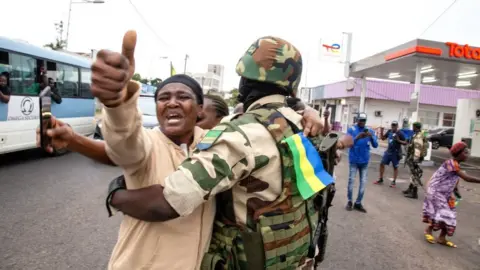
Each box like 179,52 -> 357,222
2,0 -> 480,91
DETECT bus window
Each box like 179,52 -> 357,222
0,51 -> 11,86
80,68 -> 92,98
8,52 -> 37,95
0,51 -> 8,65
56,63 -> 79,97
46,61 -> 57,80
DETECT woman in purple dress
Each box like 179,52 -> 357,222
423,142 -> 480,248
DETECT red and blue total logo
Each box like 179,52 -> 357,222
322,43 -> 341,53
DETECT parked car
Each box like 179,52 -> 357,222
94,95 -> 158,140
427,127 -> 454,149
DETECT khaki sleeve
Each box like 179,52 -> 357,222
163,124 -> 256,217
101,81 -> 152,169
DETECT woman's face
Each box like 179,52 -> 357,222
156,83 -> 201,137
197,98 -> 221,130
457,148 -> 470,161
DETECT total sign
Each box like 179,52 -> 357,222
319,36 -> 344,61
7,96 -> 39,121
446,42 -> 480,60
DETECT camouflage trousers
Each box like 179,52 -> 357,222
406,160 -> 423,187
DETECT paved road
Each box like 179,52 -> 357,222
378,141 -> 480,170
1,149 -> 480,270
428,147 -> 480,170
0,150 -> 122,270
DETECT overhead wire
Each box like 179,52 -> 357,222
127,0 -> 171,49
419,0 -> 459,37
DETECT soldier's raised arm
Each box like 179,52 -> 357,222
108,122 -> 257,221
163,123 -> 256,216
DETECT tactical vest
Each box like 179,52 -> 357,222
201,105 -> 337,270
407,132 -> 428,161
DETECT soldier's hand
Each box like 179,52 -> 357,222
301,107 -> 323,136
36,116 -> 74,153
334,150 -> 342,165
337,134 -> 354,149
91,30 -> 137,107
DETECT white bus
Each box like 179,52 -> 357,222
0,37 -> 95,155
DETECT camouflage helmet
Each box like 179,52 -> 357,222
235,36 -> 303,96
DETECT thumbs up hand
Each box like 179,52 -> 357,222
91,30 -> 137,107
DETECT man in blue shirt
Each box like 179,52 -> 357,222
375,121 -> 407,188
346,113 -> 378,213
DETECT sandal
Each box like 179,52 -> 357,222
438,240 -> 457,248
424,233 -> 436,244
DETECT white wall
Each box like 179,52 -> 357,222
454,99 -> 480,157
364,99 -> 456,129
317,97 -> 459,132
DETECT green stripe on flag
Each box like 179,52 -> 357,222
284,136 -> 315,199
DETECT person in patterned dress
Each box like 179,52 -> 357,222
423,142 -> 480,248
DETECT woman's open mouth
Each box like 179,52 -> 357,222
166,113 -> 184,124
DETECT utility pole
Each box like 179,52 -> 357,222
184,54 -> 189,74
66,0 -> 105,50
66,0 -> 73,49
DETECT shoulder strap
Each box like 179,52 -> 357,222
246,106 -> 301,139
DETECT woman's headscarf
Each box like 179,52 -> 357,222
450,142 -> 467,157
154,74 -> 203,105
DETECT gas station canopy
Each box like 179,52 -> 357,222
349,39 -> 480,90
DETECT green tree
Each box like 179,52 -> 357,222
44,21 -> 67,50
140,78 -> 150,84
150,78 -> 163,86
227,88 -> 239,107
132,73 -> 142,82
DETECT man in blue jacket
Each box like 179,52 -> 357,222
346,113 -> 378,213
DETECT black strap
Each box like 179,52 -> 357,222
106,175 -> 127,217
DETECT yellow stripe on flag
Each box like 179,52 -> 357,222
292,134 -> 326,192
170,61 -> 176,76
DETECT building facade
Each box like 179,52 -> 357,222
192,64 -> 225,94
307,79 -> 480,132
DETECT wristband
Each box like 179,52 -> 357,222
106,175 -> 127,217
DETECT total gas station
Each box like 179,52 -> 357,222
346,39 -> 480,158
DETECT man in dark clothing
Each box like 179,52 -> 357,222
375,121 -> 407,188
0,74 -> 11,103
47,78 -> 62,104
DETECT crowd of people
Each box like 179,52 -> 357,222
346,111 -> 480,249
0,71 -> 62,104
34,30 -> 480,269
36,31 -> 355,270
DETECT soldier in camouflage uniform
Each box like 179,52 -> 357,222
96,34 -> 351,269
162,36 -> 351,269
403,122 -> 428,199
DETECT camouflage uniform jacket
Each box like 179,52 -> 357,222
163,94 -> 316,269
407,131 -> 428,162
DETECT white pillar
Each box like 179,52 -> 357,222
343,32 -> 353,78
359,77 -> 366,112
411,62 -> 422,122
